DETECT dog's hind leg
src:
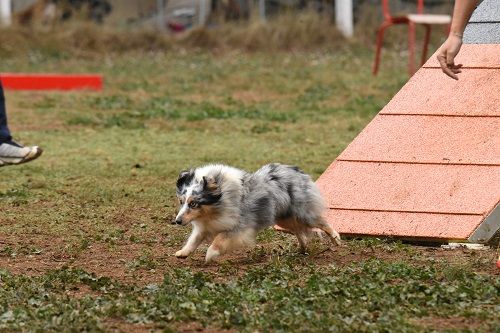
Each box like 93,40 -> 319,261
206,229 -> 256,263
311,218 -> 342,246
296,232 -> 309,254
276,218 -> 310,253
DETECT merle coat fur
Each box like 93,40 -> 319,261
174,163 -> 340,262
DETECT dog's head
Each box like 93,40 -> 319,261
174,169 -> 222,226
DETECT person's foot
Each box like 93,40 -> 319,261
0,141 -> 43,167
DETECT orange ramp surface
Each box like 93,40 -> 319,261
318,44 -> 500,243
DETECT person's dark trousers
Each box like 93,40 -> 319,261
0,81 -> 12,143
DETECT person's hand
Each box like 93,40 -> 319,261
436,34 -> 464,80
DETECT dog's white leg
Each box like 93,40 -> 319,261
205,245 -> 221,263
175,225 -> 206,258
206,232 -> 227,263
206,229 -> 256,263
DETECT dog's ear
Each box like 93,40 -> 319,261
202,176 -> 219,192
201,175 -> 223,205
176,169 -> 195,190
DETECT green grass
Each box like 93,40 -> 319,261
0,260 -> 498,332
0,47 -> 498,332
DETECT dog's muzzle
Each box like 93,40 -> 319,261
173,218 -> 183,225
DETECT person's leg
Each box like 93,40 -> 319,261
0,82 -> 43,167
0,82 -> 12,143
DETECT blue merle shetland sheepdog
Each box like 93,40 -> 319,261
173,163 -> 341,263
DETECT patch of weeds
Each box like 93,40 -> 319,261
103,114 -> 145,129
387,240 -> 415,253
347,237 -> 417,255
245,245 -> 268,263
255,228 -> 278,243
318,95 -> 383,119
296,83 -> 332,110
164,229 -> 191,248
0,187 -> 30,206
352,238 -> 414,254
347,237 -> 391,249
233,103 -> 297,122
0,260 -> 498,332
223,96 -> 240,107
0,246 -> 14,258
119,80 -> 158,92
127,249 -> 157,271
101,229 -> 126,245
185,102 -> 282,122
264,110 -> 298,122
129,234 -> 141,243
25,179 -> 47,190
230,104 -> 264,119
28,247 -> 43,255
185,102 -> 229,121
75,96 -> 298,128
78,237 -> 92,251
0,245 -> 42,258
347,123 -> 361,132
250,123 -> 281,134
312,167 -> 327,176
66,115 -> 101,126
137,260 -> 499,331
33,96 -> 57,109
85,95 -> 134,110
342,95 -> 383,117
68,111 -> 146,129
217,262 -> 241,277
141,96 -> 191,119
469,255 -> 494,271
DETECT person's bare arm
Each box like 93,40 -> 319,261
437,0 -> 480,80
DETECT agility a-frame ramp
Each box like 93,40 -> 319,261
317,43 -> 500,244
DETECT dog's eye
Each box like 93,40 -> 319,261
189,201 -> 198,209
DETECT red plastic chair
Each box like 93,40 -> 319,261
373,0 -> 451,76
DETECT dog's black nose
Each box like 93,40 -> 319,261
175,219 -> 183,225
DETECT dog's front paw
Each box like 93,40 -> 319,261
175,250 -> 189,259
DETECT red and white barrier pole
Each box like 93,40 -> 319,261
335,0 -> 354,38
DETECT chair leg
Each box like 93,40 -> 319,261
373,22 -> 391,76
408,21 -> 416,76
421,24 -> 432,66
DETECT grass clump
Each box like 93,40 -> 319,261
0,260 -> 498,332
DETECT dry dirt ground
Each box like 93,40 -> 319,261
1,230 -> 498,284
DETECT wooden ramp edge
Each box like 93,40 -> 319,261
316,44 -> 500,244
